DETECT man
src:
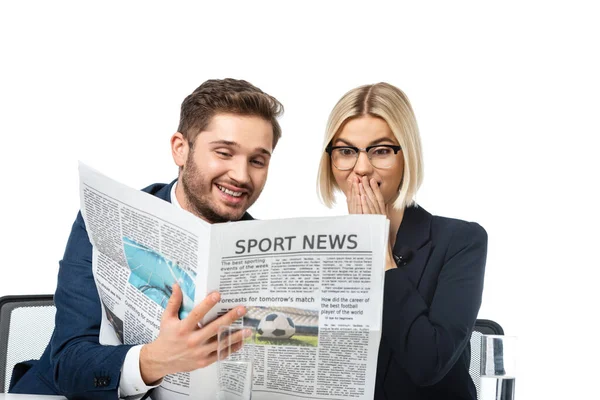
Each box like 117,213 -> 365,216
10,78 -> 284,399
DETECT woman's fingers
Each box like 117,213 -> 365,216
349,175 -> 386,215
355,181 -> 363,213
370,178 -> 386,214
348,179 -> 357,213
359,183 -> 374,214
349,180 -> 363,214
361,176 -> 380,214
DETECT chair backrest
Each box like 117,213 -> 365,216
469,319 -> 504,399
0,295 -> 55,393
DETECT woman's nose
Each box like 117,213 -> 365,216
352,151 -> 373,176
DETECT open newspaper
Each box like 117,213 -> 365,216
79,163 -> 388,400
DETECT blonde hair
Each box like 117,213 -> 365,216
317,82 -> 424,210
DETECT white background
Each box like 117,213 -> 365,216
1,1 -> 598,398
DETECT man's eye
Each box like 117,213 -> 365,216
251,159 -> 266,167
215,151 -> 232,158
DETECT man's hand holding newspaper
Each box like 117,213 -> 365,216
140,285 -> 250,384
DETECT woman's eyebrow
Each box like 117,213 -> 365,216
368,137 -> 397,146
333,138 -> 355,146
333,137 -> 396,146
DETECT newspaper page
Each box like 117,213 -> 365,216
192,216 -> 388,400
79,163 -> 387,400
79,163 -> 212,400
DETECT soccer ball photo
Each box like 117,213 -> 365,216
257,312 -> 296,339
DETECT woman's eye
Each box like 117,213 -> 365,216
373,148 -> 391,156
340,149 -> 355,156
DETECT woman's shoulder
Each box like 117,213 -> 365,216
412,205 -> 487,243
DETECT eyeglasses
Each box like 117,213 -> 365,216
325,144 -> 402,170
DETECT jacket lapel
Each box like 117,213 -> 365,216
156,179 -> 176,202
392,205 -> 433,288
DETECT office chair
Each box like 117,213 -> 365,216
0,295 -> 55,393
469,319 -> 504,399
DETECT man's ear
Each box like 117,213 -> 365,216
171,132 -> 189,168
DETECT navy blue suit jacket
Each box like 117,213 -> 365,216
11,181 -> 252,400
375,205 -> 487,400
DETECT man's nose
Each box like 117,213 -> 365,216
229,158 -> 251,185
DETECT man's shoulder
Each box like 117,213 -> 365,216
141,180 -> 176,202
140,182 -> 169,195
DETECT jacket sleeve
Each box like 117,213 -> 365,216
382,221 -> 487,386
50,212 -> 133,399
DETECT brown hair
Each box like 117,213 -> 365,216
178,78 -> 284,149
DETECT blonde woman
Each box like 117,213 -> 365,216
318,83 -> 487,400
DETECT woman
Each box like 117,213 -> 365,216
317,82 -> 487,400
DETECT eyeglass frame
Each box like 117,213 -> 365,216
325,144 -> 402,170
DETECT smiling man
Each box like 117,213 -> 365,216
10,79 -> 284,399
173,81 -> 281,224
174,116 -> 273,223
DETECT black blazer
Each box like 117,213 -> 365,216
375,205 -> 487,400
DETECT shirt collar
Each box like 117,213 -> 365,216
170,181 -> 182,209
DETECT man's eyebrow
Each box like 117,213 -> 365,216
334,137 -> 396,146
209,140 -> 239,147
256,147 -> 272,156
209,140 -> 271,156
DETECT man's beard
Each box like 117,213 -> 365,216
180,153 -> 252,223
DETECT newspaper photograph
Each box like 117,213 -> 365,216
79,162 -> 388,400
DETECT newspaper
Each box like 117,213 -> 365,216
79,162 -> 388,400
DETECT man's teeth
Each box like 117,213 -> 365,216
217,185 -> 243,197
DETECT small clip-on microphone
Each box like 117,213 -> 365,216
393,246 -> 414,267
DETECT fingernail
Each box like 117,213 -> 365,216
237,307 -> 246,317
211,292 -> 220,302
